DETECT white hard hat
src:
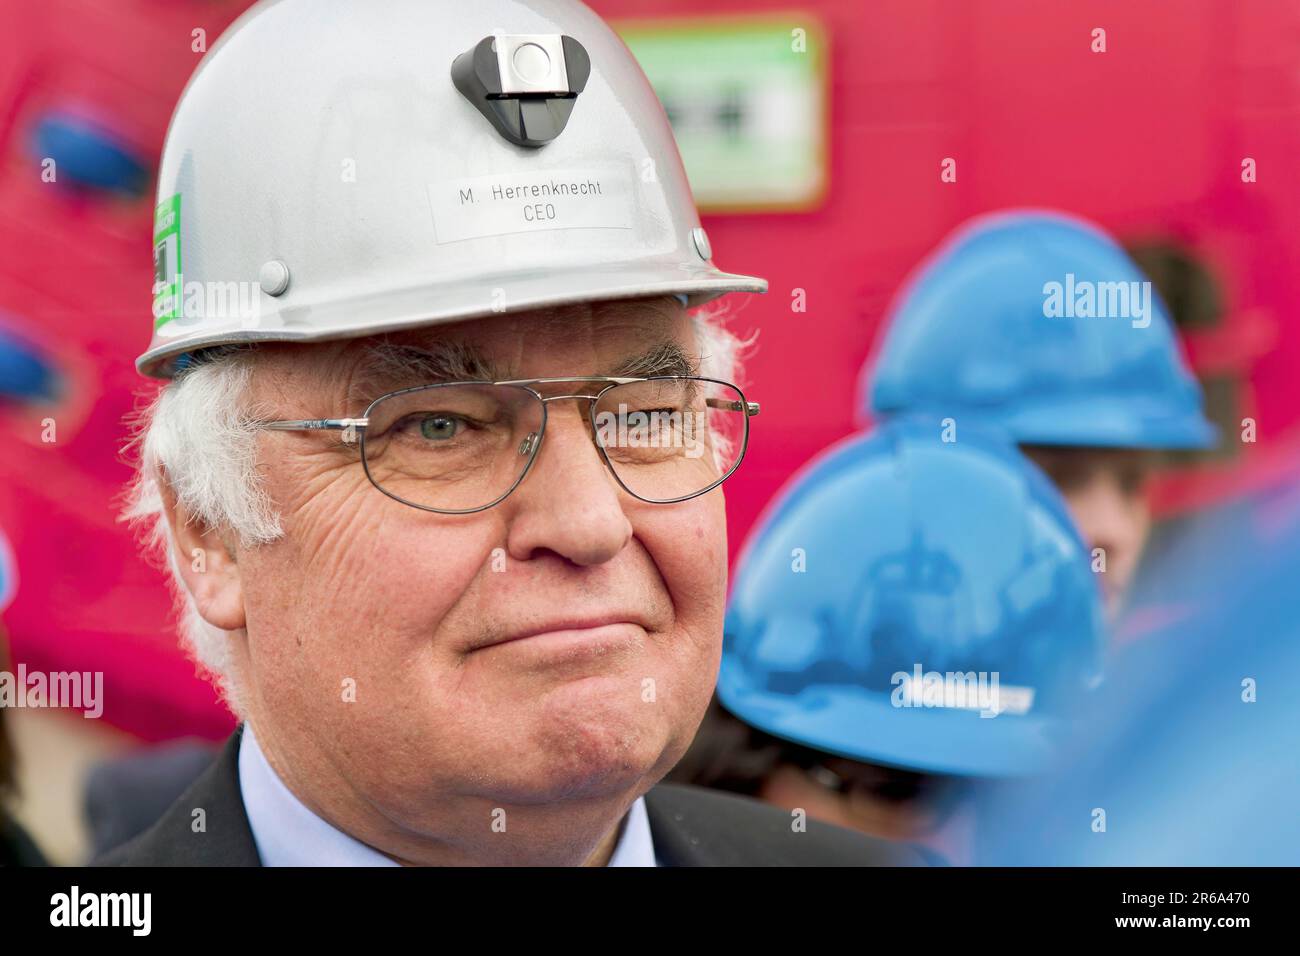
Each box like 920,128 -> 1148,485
140,0 -> 767,379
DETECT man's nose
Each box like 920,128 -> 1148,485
502,404 -> 633,566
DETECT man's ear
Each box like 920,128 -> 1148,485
157,468 -> 247,631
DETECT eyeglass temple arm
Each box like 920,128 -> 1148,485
258,418 -> 370,444
260,418 -> 370,431
707,398 -> 760,417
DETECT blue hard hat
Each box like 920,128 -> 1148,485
861,210 -> 1216,450
0,323 -> 59,403
28,111 -> 149,196
718,418 -> 1107,778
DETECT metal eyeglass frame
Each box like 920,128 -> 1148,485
256,376 -> 760,515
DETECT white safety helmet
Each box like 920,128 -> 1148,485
140,0 -> 766,379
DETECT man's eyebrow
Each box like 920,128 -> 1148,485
349,341 -> 500,404
609,341 -> 699,378
348,337 -> 699,405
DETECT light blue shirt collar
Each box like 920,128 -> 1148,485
238,723 -> 658,866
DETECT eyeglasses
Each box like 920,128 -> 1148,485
801,757 -> 969,815
255,376 -> 759,514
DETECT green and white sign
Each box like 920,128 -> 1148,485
617,14 -> 828,212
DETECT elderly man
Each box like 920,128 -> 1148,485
98,0 -> 925,866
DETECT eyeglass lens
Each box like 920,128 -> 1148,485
359,378 -> 749,512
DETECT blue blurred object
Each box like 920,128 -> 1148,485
0,324 -> 59,402
0,527 -> 15,612
861,210 -> 1216,450
718,418 -> 1107,778
978,470 -> 1300,865
1122,451 -> 1300,629
29,110 -> 149,195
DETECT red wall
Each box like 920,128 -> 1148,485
2,0 -> 1297,741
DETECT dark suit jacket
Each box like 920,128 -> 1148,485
0,816 -> 48,867
94,727 -> 932,866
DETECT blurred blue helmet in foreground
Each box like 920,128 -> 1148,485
861,210 -> 1216,450
718,419 -> 1106,778
979,463 -> 1300,864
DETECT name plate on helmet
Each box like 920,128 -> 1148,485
427,166 -> 635,244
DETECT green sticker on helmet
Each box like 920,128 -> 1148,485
152,194 -> 182,329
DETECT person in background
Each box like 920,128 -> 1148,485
859,210 -> 1217,617
1,612 -> 48,865
672,421 -> 1106,863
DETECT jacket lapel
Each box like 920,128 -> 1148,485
116,725 -> 261,866
642,784 -> 723,866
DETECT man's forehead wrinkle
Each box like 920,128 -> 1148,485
532,302 -> 595,336
521,295 -> 680,343
249,344 -> 328,411
543,300 -> 695,376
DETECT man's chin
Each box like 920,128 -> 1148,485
487,704 -> 673,805
490,762 -> 653,808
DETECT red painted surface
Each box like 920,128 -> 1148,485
1,0 -> 1296,741
0,0 -> 250,741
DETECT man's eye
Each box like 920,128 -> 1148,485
1119,466 -> 1147,496
396,413 -> 465,441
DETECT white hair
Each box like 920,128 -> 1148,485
122,305 -> 754,716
